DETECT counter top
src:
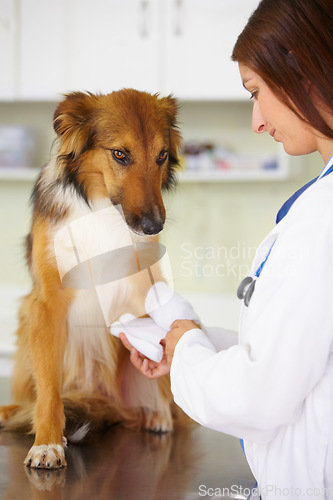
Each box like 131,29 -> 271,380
0,424 -> 255,499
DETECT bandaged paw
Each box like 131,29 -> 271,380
110,313 -> 167,363
145,281 -> 200,331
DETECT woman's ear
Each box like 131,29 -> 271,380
53,92 -> 99,158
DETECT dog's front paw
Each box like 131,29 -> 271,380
144,410 -> 173,434
24,443 -> 67,469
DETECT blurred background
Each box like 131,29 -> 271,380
0,0 -> 320,375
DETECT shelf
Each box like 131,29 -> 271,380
178,145 -> 289,182
177,168 -> 288,183
0,167 -> 39,181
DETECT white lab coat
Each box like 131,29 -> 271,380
170,159 -> 333,499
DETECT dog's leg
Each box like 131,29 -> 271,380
11,293 -> 38,405
0,295 -> 36,432
24,294 -> 70,469
117,349 -> 173,433
146,376 -> 174,433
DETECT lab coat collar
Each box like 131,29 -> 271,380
318,153 -> 333,179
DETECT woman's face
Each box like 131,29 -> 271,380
239,63 -> 319,157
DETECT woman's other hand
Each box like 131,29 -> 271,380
119,332 -> 171,379
119,319 -> 199,378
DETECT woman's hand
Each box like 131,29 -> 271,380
119,332 -> 171,379
164,319 -> 199,361
119,319 -> 198,379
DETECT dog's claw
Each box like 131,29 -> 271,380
24,444 -> 67,469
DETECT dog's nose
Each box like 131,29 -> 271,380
140,215 -> 164,235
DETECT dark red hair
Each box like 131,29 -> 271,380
232,0 -> 333,138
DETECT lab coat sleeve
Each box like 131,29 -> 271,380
170,216 -> 333,443
205,326 -> 238,350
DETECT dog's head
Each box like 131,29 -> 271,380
53,89 -> 181,236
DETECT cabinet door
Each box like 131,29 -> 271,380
19,0 -> 68,100
163,0 -> 258,100
67,0 -> 160,95
0,0 -> 16,100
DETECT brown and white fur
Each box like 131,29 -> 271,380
0,89 -> 187,469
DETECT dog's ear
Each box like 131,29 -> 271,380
159,95 -> 182,189
159,95 -> 180,133
53,92 -> 98,158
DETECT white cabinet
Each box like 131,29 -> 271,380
19,0 -> 69,100
66,0 -> 257,99
0,0 -> 16,100
19,0 -> 161,99
67,0 -> 161,95
163,0 -> 258,100
16,0 -> 258,100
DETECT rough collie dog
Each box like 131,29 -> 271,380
0,89 -> 184,469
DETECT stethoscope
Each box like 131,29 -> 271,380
237,156 -> 333,307
237,240 -> 275,307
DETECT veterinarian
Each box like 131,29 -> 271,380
119,0 -> 333,497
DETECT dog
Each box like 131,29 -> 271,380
0,89 -> 187,469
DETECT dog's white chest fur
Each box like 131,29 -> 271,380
54,200 -> 133,285
50,196 -> 143,391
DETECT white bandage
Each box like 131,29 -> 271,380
145,281 -> 200,330
110,282 -> 201,362
110,313 -> 166,363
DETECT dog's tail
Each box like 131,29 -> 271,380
64,393 -> 195,440
63,392 -> 127,441
0,403 -> 35,434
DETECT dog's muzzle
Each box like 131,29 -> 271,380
140,215 -> 164,235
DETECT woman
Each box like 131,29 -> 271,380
119,0 -> 333,496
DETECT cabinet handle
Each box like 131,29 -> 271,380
138,0 -> 150,37
172,0 -> 183,36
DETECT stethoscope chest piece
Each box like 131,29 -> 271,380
237,237 -> 276,307
237,276 -> 256,307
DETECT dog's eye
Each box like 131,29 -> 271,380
157,150 -> 168,165
112,149 -> 128,165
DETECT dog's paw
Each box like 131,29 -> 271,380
24,443 -> 67,469
144,411 -> 173,434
